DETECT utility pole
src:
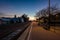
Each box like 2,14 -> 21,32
48,0 -> 50,30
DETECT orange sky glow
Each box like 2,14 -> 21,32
29,17 -> 36,21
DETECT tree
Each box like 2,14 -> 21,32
35,4 -> 60,29
36,4 -> 59,19
21,14 -> 29,22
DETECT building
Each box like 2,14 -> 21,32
0,18 -> 11,24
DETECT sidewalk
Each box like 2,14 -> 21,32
29,22 -> 60,40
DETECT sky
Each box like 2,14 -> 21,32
0,0 -> 60,20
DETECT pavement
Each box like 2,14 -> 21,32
17,23 -> 31,40
29,22 -> 60,40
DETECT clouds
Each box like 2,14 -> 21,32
0,13 -> 5,17
0,13 -> 14,17
0,13 -> 5,15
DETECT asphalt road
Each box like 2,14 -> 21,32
28,22 -> 60,40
